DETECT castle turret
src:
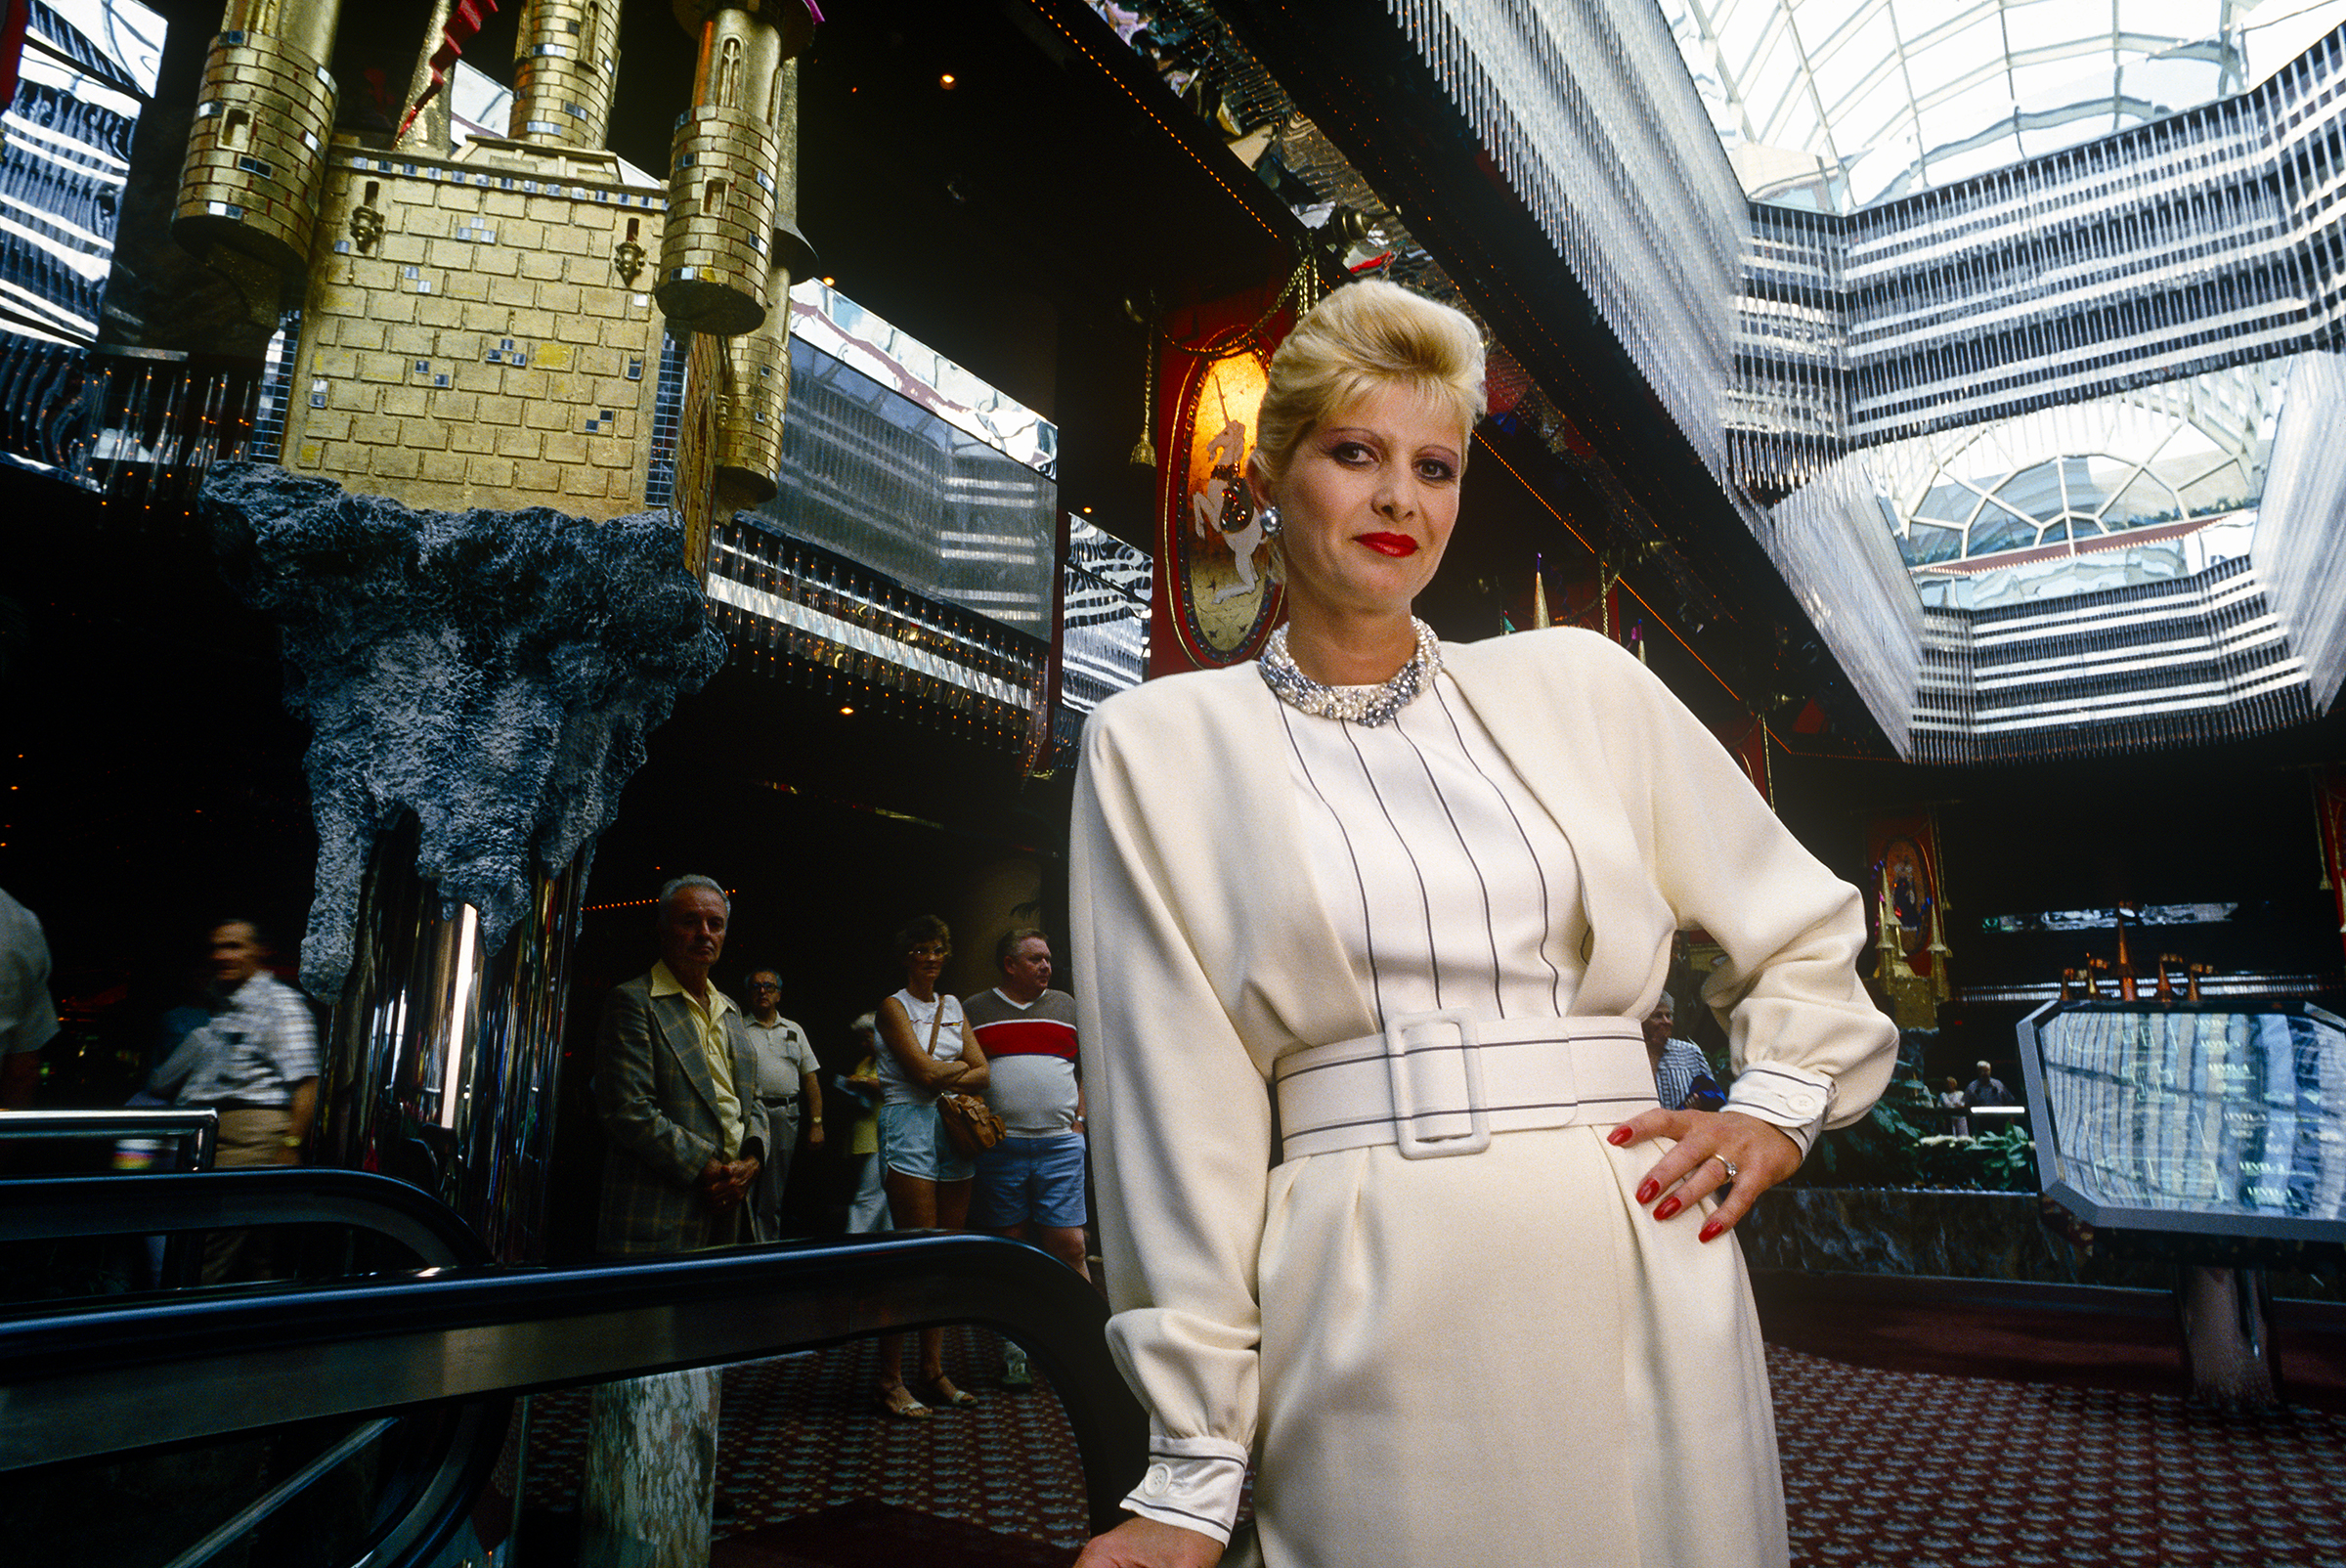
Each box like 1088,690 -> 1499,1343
173,0 -> 345,276
709,58 -> 811,504
655,0 -> 816,336
508,0 -> 620,151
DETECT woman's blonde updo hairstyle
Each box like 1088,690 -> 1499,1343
1250,280 -> 1487,491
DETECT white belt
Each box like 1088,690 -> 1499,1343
1273,1011 -> 1655,1163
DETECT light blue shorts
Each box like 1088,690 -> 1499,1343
878,1100 -> 976,1184
970,1133 -> 1089,1229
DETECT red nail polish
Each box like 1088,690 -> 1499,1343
1635,1179 -> 1659,1204
1654,1196 -> 1682,1221
1698,1220 -> 1724,1242
1607,1126 -> 1633,1147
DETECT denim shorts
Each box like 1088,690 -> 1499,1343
969,1133 -> 1089,1229
878,1100 -> 976,1184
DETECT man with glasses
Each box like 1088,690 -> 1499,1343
740,969 -> 823,1240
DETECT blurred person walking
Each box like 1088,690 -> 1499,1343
0,887 -> 59,1108
146,919 -> 319,1282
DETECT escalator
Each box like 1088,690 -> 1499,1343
0,1165 -> 1146,1567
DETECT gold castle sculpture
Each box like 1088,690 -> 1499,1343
169,0 -> 815,570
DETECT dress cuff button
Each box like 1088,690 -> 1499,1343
1142,1463 -> 1173,1497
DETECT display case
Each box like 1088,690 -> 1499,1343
2017,998 -> 2346,1244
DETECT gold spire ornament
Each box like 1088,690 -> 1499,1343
395,0 -> 457,152
1927,894 -> 1952,1003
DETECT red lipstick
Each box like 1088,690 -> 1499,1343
1359,533 -> 1417,557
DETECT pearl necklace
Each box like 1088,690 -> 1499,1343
1257,618 -> 1443,727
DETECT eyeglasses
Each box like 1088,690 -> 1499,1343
747,980 -> 780,990
907,944 -> 950,958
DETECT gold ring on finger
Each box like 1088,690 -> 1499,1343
1708,1153 -> 1739,1182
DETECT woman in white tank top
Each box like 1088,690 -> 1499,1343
870,913 -> 990,1419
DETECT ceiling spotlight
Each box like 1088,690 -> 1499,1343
1081,505 -> 1094,514
820,275 -> 836,285
839,705 -> 855,716
939,72 -> 956,88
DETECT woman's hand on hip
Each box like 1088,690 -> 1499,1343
1073,1516 -> 1225,1568
1607,1108 -> 1803,1242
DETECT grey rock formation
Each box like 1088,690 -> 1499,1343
204,462 -> 726,997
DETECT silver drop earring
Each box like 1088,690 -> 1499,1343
1259,503 -> 1282,539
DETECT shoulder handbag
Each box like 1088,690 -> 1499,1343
926,994 -> 1004,1158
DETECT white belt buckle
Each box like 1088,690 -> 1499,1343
1383,1008 -> 1491,1159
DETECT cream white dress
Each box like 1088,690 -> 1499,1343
1069,629 -> 1896,1568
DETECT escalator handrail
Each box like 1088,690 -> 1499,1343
0,1107 -> 222,1163
0,1170 -> 493,1269
0,1231 -> 1150,1532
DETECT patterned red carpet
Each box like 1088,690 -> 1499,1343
1771,1344 -> 2346,1567
522,1316 -> 2346,1565
522,1327 -> 1094,1560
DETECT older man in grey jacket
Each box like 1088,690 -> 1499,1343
592,875 -> 769,1254
584,875 -> 770,1564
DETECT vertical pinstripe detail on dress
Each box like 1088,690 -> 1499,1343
1338,718 -> 1444,1011
1281,673 -> 1585,1030
1429,681 -> 1570,1017
1393,718 -> 1505,1018
1279,700 -> 1388,1019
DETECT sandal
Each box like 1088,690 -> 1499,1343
920,1373 -> 978,1409
873,1382 -> 932,1420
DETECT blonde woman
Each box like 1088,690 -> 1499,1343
1071,281 -> 1894,1567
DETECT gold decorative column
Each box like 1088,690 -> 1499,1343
709,286 -> 788,507
655,1 -> 816,335
710,59 -> 815,507
509,0 -> 621,151
173,0 -> 345,275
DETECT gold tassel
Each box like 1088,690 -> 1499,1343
1130,329 -> 1157,468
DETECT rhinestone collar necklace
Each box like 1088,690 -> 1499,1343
1257,618 -> 1443,727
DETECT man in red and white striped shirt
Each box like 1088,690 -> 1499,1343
966,929 -> 1090,1383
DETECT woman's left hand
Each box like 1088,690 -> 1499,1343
1607,1110 -> 1803,1242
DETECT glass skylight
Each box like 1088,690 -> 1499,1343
1660,0 -> 2346,212
1864,361 -> 2295,609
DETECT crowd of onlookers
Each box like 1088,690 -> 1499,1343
1,879 -> 1100,1346
589,874 -> 1093,1416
